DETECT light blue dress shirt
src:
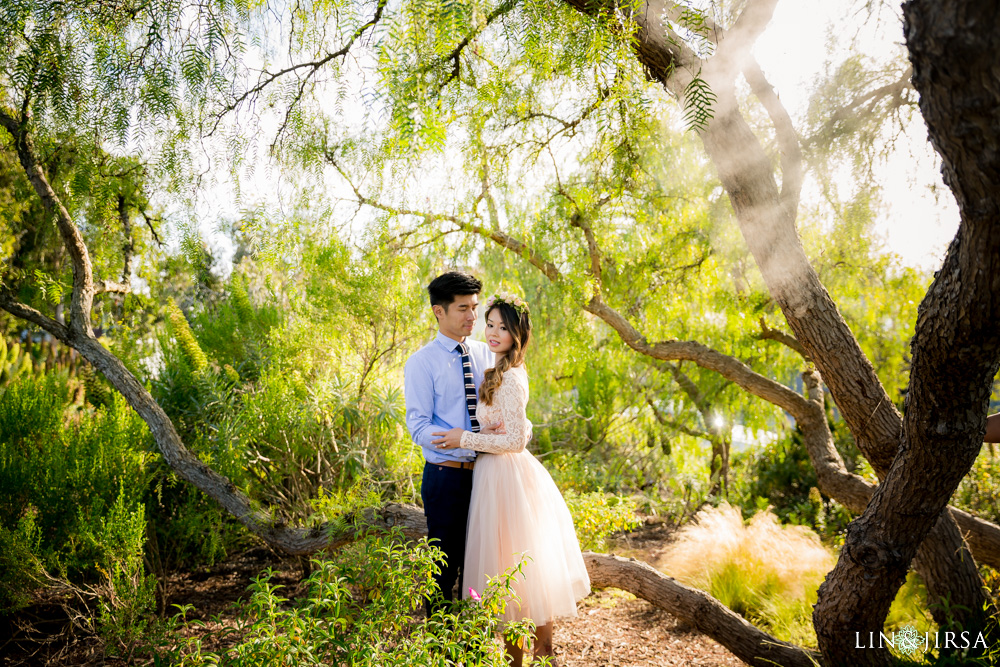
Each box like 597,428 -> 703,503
405,331 -> 494,463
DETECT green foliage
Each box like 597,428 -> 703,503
0,373 -> 149,578
192,272 -> 281,381
309,476 -> 384,529
94,489 -> 158,658
804,55 -> 918,180
0,369 -> 169,655
546,450 -> 623,494
157,531 -> 535,666
167,299 -> 209,372
148,474 -> 243,571
149,235 -> 426,524
884,572 -> 934,636
0,509 -> 42,614
0,363 -> 65,445
0,339 -> 34,385
682,76 -> 717,133
706,559 -> 820,646
563,491 -> 640,551
0,368 -> 240,613
729,427 -> 857,543
952,450 -> 1000,526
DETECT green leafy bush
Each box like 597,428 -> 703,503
158,530 -> 536,666
94,489 -> 158,658
0,369 -> 240,615
546,451 -> 626,494
151,245 -> 422,526
729,427 -> 855,542
0,509 -> 42,614
563,491 -> 640,551
0,374 -> 150,580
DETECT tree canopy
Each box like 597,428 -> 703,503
3,0 -> 1000,664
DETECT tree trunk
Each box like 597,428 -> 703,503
812,2 -> 1000,662
567,1 -> 994,642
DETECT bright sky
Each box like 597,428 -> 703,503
753,0 -> 958,270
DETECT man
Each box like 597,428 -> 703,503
405,271 -> 493,611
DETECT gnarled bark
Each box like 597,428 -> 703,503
812,1 -> 1000,663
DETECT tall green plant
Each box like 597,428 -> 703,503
160,530 -> 535,666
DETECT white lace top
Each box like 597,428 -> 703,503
459,365 -> 532,454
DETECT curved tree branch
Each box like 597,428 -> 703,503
1,108 -> 95,335
584,552 -> 821,667
802,66 -> 915,150
139,208 -> 165,247
208,0 -> 388,136
0,291 -> 70,340
757,317 -> 809,360
742,55 -> 804,216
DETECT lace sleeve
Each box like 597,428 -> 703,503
460,369 -> 531,454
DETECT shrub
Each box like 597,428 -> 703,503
563,491 -> 641,551
0,509 -> 42,614
729,428 -> 855,542
546,451 -> 624,494
93,488 -> 158,658
0,370 -> 241,616
157,530 -> 537,666
0,375 -> 151,579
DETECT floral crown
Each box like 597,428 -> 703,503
485,292 -> 529,315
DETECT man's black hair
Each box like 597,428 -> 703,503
427,271 -> 482,310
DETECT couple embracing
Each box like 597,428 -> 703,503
404,271 -> 590,666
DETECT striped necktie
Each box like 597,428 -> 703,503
457,342 -> 481,433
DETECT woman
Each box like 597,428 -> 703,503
432,293 -> 590,667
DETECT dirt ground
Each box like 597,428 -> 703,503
1,519 -> 743,666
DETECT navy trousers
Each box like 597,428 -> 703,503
421,462 -> 474,612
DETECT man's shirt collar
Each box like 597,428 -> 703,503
434,330 -> 465,352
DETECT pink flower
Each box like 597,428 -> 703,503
468,587 -> 481,601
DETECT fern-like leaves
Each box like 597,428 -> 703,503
683,75 -> 716,133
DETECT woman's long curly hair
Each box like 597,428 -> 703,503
479,301 -> 531,406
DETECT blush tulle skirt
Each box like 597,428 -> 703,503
462,449 -> 591,624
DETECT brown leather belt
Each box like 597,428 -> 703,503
435,460 -> 475,470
